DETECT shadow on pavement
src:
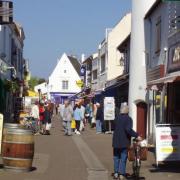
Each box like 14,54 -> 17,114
149,162 -> 180,173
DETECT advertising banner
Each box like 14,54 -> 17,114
104,97 -> 115,121
155,124 -> 180,164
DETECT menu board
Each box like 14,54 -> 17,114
156,124 -> 180,163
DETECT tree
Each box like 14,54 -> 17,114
38,78 -> 46,84
28,76 -> 47,90
28,76 -> 39,90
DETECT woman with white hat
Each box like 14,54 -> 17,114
112,103 -> 142,179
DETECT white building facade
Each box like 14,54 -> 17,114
107,13 -> 131,81
48,53 -> 81,103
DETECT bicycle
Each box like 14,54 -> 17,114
128,138 -> 147,180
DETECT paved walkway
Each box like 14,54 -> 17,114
0,115 -> 180,180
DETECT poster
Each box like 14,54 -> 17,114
155,124 -> 180,163
104,97 -> 115,121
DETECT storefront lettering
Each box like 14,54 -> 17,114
173,46 -> 180,63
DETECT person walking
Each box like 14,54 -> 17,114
44,104 -> 52,135
79,101 -> 85,132
73,103 -> 83,135
39,101 -> 45,134
62,100 -> 73,136
30,101 -> 40,134
112,103 -> 142,179
95,102 -> 103,134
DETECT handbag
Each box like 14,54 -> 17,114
71,119 -> 76,129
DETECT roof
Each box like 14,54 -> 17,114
144,0 -> 161,19
117,34 -> 131,52
83,55 -> 92,64
67,56 -> 81,76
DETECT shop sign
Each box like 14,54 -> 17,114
80,66 -> 86,77
155,124 -> 180,165
0,113 -> 4,154
172,46 -> 180,63
76,80 -> 84,87
104,97 -> 115,121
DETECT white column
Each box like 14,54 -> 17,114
129,0 -> 156,130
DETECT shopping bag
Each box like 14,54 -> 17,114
46,123 -> 52,130
71,119 -> 76,129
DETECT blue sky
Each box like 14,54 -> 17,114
13,0 -> 131,79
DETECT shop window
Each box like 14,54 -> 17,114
62,80 -> 68,90
100,55 -> 106,73
155,17 -> 161,55
155,91 -> 161,123
92,70 -> 97,80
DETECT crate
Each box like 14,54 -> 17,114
128,147 -> 147,161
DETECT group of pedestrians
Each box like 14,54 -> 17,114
61,99 -> 97,136
30,100 -> 53,135
60,99 -> 110,136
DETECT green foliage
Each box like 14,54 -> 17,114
29,76 -> 46,90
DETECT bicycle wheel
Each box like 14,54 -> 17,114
132,160 -> 141,179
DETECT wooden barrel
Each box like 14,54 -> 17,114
2,124 -> 34,172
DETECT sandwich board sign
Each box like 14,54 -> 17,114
104,97 -> 115,121
155,124 -> 180,166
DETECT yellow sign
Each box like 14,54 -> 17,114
76,80 -> 84,87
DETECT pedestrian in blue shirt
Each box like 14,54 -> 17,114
73,103 -> 83,135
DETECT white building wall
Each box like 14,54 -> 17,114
107,13 -> 131,81
129,0 -> 156,130
34,82 -> 48,95
48,53 -> 81,94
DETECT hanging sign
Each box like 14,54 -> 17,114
76,80 -> 84,87
80,66 -> 86,77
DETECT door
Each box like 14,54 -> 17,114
136,102 -> 147,138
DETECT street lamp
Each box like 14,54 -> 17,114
38,89 -> 41,104
0,54 -> 16,78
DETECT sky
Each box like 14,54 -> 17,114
13,0 -> 131,79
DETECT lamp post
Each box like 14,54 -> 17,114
38,89 -> 41,104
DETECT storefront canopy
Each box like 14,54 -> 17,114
27,90 -> 38,97
148,74 -> 180,86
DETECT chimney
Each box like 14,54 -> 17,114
81,54 -> 85,63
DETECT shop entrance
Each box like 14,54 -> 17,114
167,81 -> 180,124
136,102 -> 147,138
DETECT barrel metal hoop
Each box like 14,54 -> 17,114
2,157 -> 33,161
2,141 -> 34,144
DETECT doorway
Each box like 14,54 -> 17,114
136,102 -> 147,138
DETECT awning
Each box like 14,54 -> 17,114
148,73 -> 180,86
27,90 -> 38,97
